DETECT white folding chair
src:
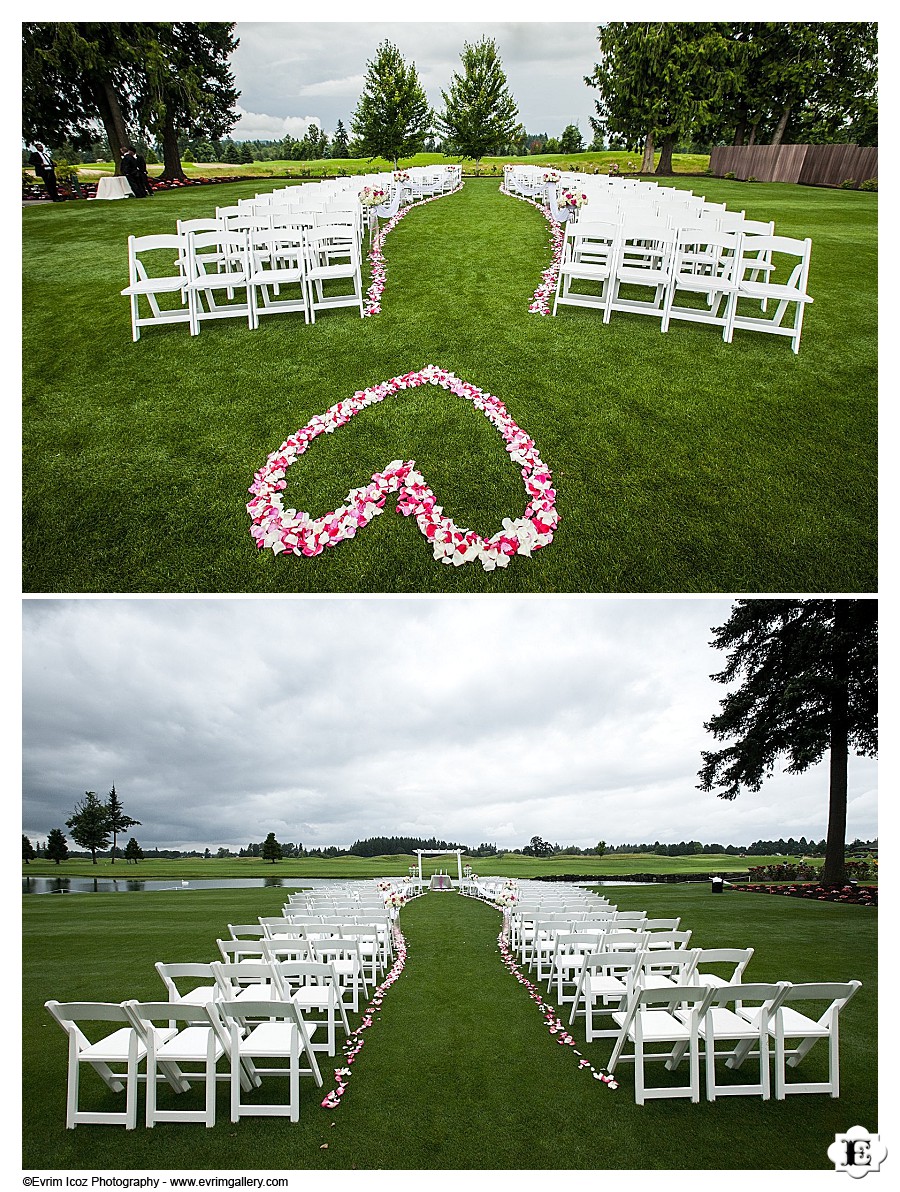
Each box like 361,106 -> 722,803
643,929 -> 693,952
639,948 -> 699,991
228,923 -> 266,940
155,961 -> 218,1005
547,931 -> 604,1003
568,951 -> 643,1042
605,224 -> 676,326
45,1000 -> 152,1129
247,226 -> 309,329
218,999 -> 321,1122
212,960 -> 282,1006
698,981 -> 790,1101
120,234 -> 191,341
303,224 -> 364,322
552,220 -> 619,316
607,984 -> 709,1104
274,959 -> 351,1055
122,1000 -> 247,1127
770,980 -> 862,1098
216,938 -> 268,964
661,228 -> 743,340
310,938 -> 369,1011
184,230 -> 252,336
731,235 -> 814,353
691,947 -> 754,989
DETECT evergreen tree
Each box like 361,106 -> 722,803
124,837 -> 143,863
331,118 -> 350,158
23,835 -> 36,864
46,828 -> 69,865
586,23 -> 739,174
261,832 -> 283,863
351,40 -> 431,168
559,123 -> 585,154
66,791 -> 111,864
238,142 -> 253,164
105,784 -> 140,865
698,600 -> 877,885
436,36 -> 520,161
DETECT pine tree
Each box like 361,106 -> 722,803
124,837 -> 143,863
698,600 -> 877,885
436,37 -> 520,161
261,832 -> 283,863
351,40 -> 431,168
66,791 -> 111,864
105,784 -> 140,864
331,118 -> 350,158
23,835 -> 36,864
46,828 -> 69,865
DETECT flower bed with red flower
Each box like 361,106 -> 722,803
730,883 -> 877,906
247,365 -> 558,571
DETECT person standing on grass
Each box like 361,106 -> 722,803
29,143 -> 59,201
120,145 -> 148,197
136,148 -> 153,197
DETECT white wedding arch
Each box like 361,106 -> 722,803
415,848 -> 464,885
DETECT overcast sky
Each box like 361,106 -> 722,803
228,20 -> 602,142
21,598 -> 877,854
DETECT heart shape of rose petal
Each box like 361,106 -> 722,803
247,365 -> 558,571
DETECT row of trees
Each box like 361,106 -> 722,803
589,22 -> 877,175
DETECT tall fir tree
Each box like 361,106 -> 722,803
698,600 -> 877,885
46,827 -> 70,865
105,784 -> 140,864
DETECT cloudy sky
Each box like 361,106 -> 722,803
22,598 -> 877,854
228,19 -> 601,142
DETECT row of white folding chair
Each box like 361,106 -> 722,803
527,913 -> 650,974
546,923 -> 688,996
552,222 -> 812,351
605,978 -> 861,1104
159,956 -> 351,1054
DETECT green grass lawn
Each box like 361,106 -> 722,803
22,883 -> 875,1171
22,176 -> 876,593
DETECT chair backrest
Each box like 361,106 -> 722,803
777,980 -> 862,1022
155,961 -> 217,1001
692,947 -> 754,983
217,938 -> 267,963
639,948 -> 699,984
273,959 -> 339,996
212,960 -> 280,1000
228,923 -> 265,940
601,930 -> 649,952
645,929 -> 693,950
123,999 -> 231,1051
702,980 -> 789,1013
127,234 -> 184,284
45,1000 -> 133,1045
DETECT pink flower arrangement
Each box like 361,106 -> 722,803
247,365 -> 559,571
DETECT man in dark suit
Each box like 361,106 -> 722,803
28,143 -> 59,201
120,145 -> 146,197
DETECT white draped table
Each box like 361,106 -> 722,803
92,176 -> 133,200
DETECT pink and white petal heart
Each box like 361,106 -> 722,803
247,366 -> 558,572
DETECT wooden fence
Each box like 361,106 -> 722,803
708,143 -> 877,187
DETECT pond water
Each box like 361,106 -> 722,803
22,876 -> 335,895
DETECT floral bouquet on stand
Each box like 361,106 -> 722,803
560,189 -> 589,220
393,171 -> 410,183
359,184 -> 388,241
543,169 -> 561,184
